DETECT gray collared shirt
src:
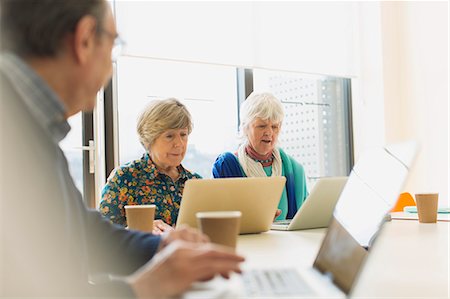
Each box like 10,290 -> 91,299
1,51 -> 160,297
0,52 -> 71,143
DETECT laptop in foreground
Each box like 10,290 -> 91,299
176,176 -> 286,234
184,141 -> 417,298
271,176 -> 348,231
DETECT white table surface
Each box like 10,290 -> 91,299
185,219 -> 449,298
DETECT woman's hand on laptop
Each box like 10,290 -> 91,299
128,240 -> 245,299
152,219 -> 174,235
158,225 -> 209,251
273,209 -> 282,221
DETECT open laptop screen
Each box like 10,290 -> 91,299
177,177 -> 286,234
313,143 -> 417,294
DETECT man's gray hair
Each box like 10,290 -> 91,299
0,0 -> 107,58
239,92 -> 284,142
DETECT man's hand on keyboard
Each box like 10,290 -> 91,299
128,240 -> 245,299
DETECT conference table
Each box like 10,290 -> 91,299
351,219 -> 448,298
185,219 -> 449,298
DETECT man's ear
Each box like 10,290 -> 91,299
72,15 -> 98,64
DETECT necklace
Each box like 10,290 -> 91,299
244,145 -> 274,165
249,154 -> 274,164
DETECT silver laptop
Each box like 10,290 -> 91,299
184,141 -> 418,298
176,177 -> 286,234
271,176 -> 348,231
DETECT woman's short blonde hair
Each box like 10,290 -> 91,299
239,92 -> 284,141
137,98 -> 192,150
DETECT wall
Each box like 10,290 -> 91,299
381,2 -> 448,206
116,2 -> 358,76
351,2 -> 386,159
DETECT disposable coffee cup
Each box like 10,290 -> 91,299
125,204 -> 155,232
196,211 -> 241,249
415,193 -> 439,223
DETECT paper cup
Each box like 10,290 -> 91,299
415,193 -> 439,223
196,211 -> 241,249
125,204 -> 155,232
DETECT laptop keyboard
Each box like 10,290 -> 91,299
242,268 -> 313,297
274,220 -> 292,225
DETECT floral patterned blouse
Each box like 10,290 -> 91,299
99,153 -> 201,226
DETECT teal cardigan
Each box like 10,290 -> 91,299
212,148 -> 308,220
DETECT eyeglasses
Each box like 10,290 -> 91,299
98,28 -> 126,61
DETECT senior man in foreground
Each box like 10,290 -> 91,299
0,0 -> 244,298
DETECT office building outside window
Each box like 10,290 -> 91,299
253,69 -> 353,186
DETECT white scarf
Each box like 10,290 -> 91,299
237,144 -> 282,177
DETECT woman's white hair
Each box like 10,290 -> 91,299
239,92 -> 284,142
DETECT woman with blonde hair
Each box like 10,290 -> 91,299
100,98 -> 201,233
212,92 -> 308,220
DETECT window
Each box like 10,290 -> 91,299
253,69 -> 353,185
111,59 -> 353,183
59,112 -> 84,196
59,111 -> 97,207
115,56 -> 238,178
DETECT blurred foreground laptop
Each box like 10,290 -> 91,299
184,141 -> 417,298
271,176 -> 348,231
176,177 -> 286,234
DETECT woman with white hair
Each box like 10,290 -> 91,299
212,92 -> 308,220
100,98 -> 201,233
